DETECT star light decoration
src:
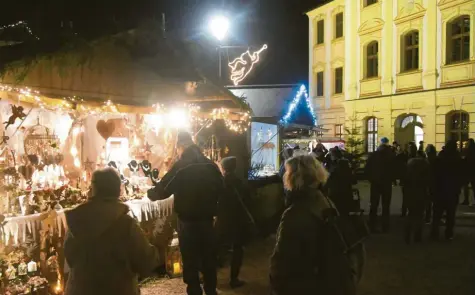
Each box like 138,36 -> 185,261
228,44 -> 268,86
279,85 -> 318,126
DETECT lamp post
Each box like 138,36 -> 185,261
209,15 -> 230,79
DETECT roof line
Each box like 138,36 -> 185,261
226,83 -> 300,90
305,0 -> 335,15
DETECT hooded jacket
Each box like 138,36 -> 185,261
64,199 -> 159,295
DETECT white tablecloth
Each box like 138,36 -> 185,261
1,196 -> 174,245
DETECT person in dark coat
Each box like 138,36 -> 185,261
326,158 -> 358,215
324,147 -> 343,173
148,132 -> 224,295
270,155 -> 361,295
431,140 -> 464,241
395,144 -> 408,186
425,144 -> 437,224
365,137 -> 396,233
461,138 -> 475,205
401,142 -> 418,217
216,156 -> 252,289
404,151 -> 430,244
314,140 -> 328,163
64,168 -> 159,295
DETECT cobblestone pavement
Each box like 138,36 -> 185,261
141,183 -> 475,295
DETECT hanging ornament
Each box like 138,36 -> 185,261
1,132 -> 9,144
144,142 -> 153,153
3,105 -> 27,129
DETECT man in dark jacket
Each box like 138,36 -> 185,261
365,137 -> 396,233
216,156 -> 252,289
64,168 -> 159,295
462,138 -> 475,205
148,132 -> 223,295
326,158 -> 358,215
404,151 -> 430,244
431,140 -> 464,241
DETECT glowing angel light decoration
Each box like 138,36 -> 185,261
228,44 -> 268,86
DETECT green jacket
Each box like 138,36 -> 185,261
270,187 -> 360,295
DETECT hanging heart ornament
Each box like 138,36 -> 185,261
96,120 -> 115,140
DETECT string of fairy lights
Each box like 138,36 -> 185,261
0,21 -> 39,40
280,84 -> 318,126
0,83 -> 251,134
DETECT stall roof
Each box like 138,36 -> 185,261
228,84 -> 297,119
0,27 -> 249,112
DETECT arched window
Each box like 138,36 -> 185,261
364,0 -> 378,7
447,15 -> 470,64
366,41 -> 379,78
401,30 -> 419,71
366,117 -> 378,153
446,111 -> 470,145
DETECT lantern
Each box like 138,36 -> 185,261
166,231 -> 183,278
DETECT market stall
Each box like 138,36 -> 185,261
0,26 -> 250,294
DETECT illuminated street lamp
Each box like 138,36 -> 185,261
209,15 -> 230,41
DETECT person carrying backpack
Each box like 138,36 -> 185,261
270,155 -> 365,295
148,132 -> 224,295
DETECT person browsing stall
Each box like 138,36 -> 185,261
147,131 -> 224,295
64,168 -> 159,295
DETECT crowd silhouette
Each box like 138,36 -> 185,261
62,131 -> 475,295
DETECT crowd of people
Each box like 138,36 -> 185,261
366,137 -> 475,243
61,130 -> 474,295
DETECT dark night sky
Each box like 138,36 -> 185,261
0,0 -> 326,85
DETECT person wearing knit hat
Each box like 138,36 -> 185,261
380,137 -> 389,145
148,131 -> 223,295
216,156 -> 252,289
64,167 -> 159,295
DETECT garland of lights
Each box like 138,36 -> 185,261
0,21 -> 39,40
0,84 -> 251,133
279,85 -> 317,126
228,44 -> 268,86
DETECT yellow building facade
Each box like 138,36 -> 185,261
307,0 -> 475,151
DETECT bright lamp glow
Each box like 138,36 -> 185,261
209,15 -> 230,41
167,109 -> 190,129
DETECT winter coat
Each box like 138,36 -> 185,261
270,187 -> 358,295
326,159 -> 358,215
405,157 -> 430,208
216,173 -> 252,243
147,145 -> 224,222
427,153 -> 437,191
435,149 -> 464,201
64,199 -> 159,295
395,151 -> 408,181
464,147 -> 475,178
365,144 -> 396,184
